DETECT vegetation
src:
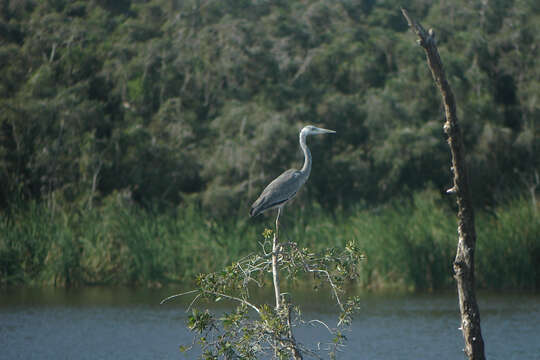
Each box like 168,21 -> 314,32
0,1 -> 538,289
1,191 -> 538,289
167,228 -> 362,359
1,0 -> 538,212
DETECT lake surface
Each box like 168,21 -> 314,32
1,287 -> 539,359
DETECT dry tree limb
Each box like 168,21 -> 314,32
401,8 -> 486,360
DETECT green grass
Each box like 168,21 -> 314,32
1,191 -> 538,290
476,197 -> 540,289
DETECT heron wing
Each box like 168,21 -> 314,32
250,169 -> 305,216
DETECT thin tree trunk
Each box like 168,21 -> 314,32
286,305 -> 303,360
401,8 -> 486,360
272,208 -> 303,360
272,208 -> 282,311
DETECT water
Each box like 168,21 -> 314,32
1,287 -> 539,359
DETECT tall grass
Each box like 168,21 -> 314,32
1,192 -> 538,290
476,198 -> 540,289
342,192 -> 457,290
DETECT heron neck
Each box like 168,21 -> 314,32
299,133 -> 312,176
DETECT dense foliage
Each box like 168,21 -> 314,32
1,1 -> 539,290
1,0 -> 538,215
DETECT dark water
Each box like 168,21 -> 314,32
1,287 -> 539,359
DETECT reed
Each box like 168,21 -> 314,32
1,192 -> 538,290
475,197 -> 540,289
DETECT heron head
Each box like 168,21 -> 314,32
301,125 -> 336,136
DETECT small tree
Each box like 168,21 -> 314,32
162,228 -> 362,359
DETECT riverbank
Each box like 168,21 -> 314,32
1,191 -> 538,290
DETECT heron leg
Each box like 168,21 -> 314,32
275,207 -> 281,238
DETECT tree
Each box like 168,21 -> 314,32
401,8 -> 486,360
162,228 -> 362,359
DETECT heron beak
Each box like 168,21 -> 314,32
315,127 -> 336,134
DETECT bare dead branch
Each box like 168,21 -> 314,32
160,289 -> 199,304
401,8 -> 486,360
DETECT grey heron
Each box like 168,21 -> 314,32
250,125 -> 335,311
249,125 -> 336,221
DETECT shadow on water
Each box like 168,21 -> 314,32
1,287 -> 539,359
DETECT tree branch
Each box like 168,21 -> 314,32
401,8 -> 486,360
272,209 -> 282,311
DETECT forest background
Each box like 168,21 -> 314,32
0,0 -> 538,290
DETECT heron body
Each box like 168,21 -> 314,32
249,125 -> 335,217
